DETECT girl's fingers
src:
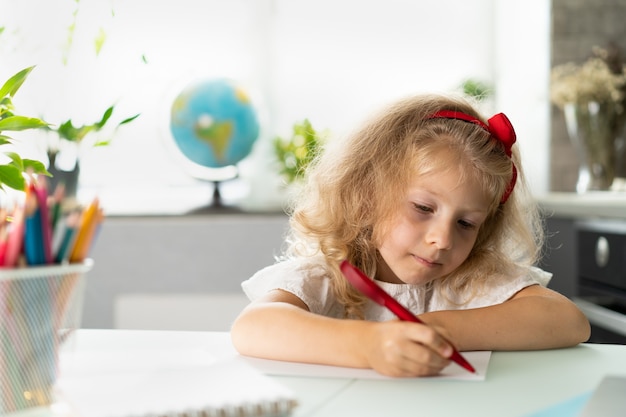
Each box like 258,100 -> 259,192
404,321 -> 455,359
368,321 -> 454,377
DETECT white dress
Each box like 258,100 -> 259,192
241,257 -> 552,321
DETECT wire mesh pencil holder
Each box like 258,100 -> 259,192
0,260 -> 93,414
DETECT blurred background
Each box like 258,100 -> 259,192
3,0 -> 626,331
1,0 -> 551,212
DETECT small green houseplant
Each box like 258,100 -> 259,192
0,66 -> 49,191
37,2 -> 141,196
460,78 -> 493,102
49,105 -> 140,149
43,105 -> 140,196
272,119 -> 326,185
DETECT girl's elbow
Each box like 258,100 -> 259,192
562,303 -> 591,346
574,310 -> 592,344
230,311 -> 255,355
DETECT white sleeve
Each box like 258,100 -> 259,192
471,266 -> 553,307
240,259 -> 336,315
527,266 -> 552,287
431,266 -> 553,310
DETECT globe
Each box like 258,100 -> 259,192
169,78 -> 260,174
169,78 -> 260,211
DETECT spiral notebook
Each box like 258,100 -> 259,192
57,351 -> 298,417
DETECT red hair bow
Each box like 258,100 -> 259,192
427,110 -> 517,204
486,113 -> 516,157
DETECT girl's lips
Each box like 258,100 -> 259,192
414,255 -> 440,268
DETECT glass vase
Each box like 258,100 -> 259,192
563,101 -> 626,193
563,102 -> 619,192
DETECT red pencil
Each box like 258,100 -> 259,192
340,260 -> 476,374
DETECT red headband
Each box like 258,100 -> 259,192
427,110 -> 517,204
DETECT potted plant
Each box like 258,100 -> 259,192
460,78 -> 493,102
272,118 -> 327,185
22,1 -> 142,197
0,66 -> 49,192
43,106 -> 139,197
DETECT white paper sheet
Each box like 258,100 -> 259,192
60,342 -> 490,383
238,351 -> 491,381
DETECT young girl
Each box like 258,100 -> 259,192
231,94 -> 590,377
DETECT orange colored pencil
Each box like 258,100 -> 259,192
69,198 -> 101,263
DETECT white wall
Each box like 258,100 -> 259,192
494,0 -> 551,194
1,0 -> 550,211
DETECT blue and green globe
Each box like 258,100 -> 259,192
169,78 -> 260,174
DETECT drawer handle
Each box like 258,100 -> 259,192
595,236 -> 609,267
574,298 -> 626,337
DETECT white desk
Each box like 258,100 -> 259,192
52,329 -> 626,417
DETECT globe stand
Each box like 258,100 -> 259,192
212,180 -> 225,208
187,178 -> 243,215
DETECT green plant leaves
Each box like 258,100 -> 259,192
0,66 -> 50,191
119,113 -> 140,126
95,106 -> 114,129
0,66 -> 34,99
460,78 -> 493,102
0,164 -> 26,190
23,159 -> 50,177
0,154 -> 50,191
52,105 -> 140,144
0,116 -> 49,131
273,119 -> 325,184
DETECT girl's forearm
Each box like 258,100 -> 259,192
420,288 -> 591,352
231,302 -> 373,368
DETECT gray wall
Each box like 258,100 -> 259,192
82,214 -> 289,329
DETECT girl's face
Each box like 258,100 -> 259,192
375,150 -> 491,285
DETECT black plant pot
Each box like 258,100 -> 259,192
47,152 -> 80,198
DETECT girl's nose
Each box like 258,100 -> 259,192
426,221 -> 453,250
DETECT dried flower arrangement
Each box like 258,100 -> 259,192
550,44 -> 626,191
550,45 -> 626,110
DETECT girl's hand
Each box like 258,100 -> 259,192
363,320 -> 454,377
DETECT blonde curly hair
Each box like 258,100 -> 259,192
282,94 -> 543,318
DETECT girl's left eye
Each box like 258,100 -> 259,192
458,219 -> 476,230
